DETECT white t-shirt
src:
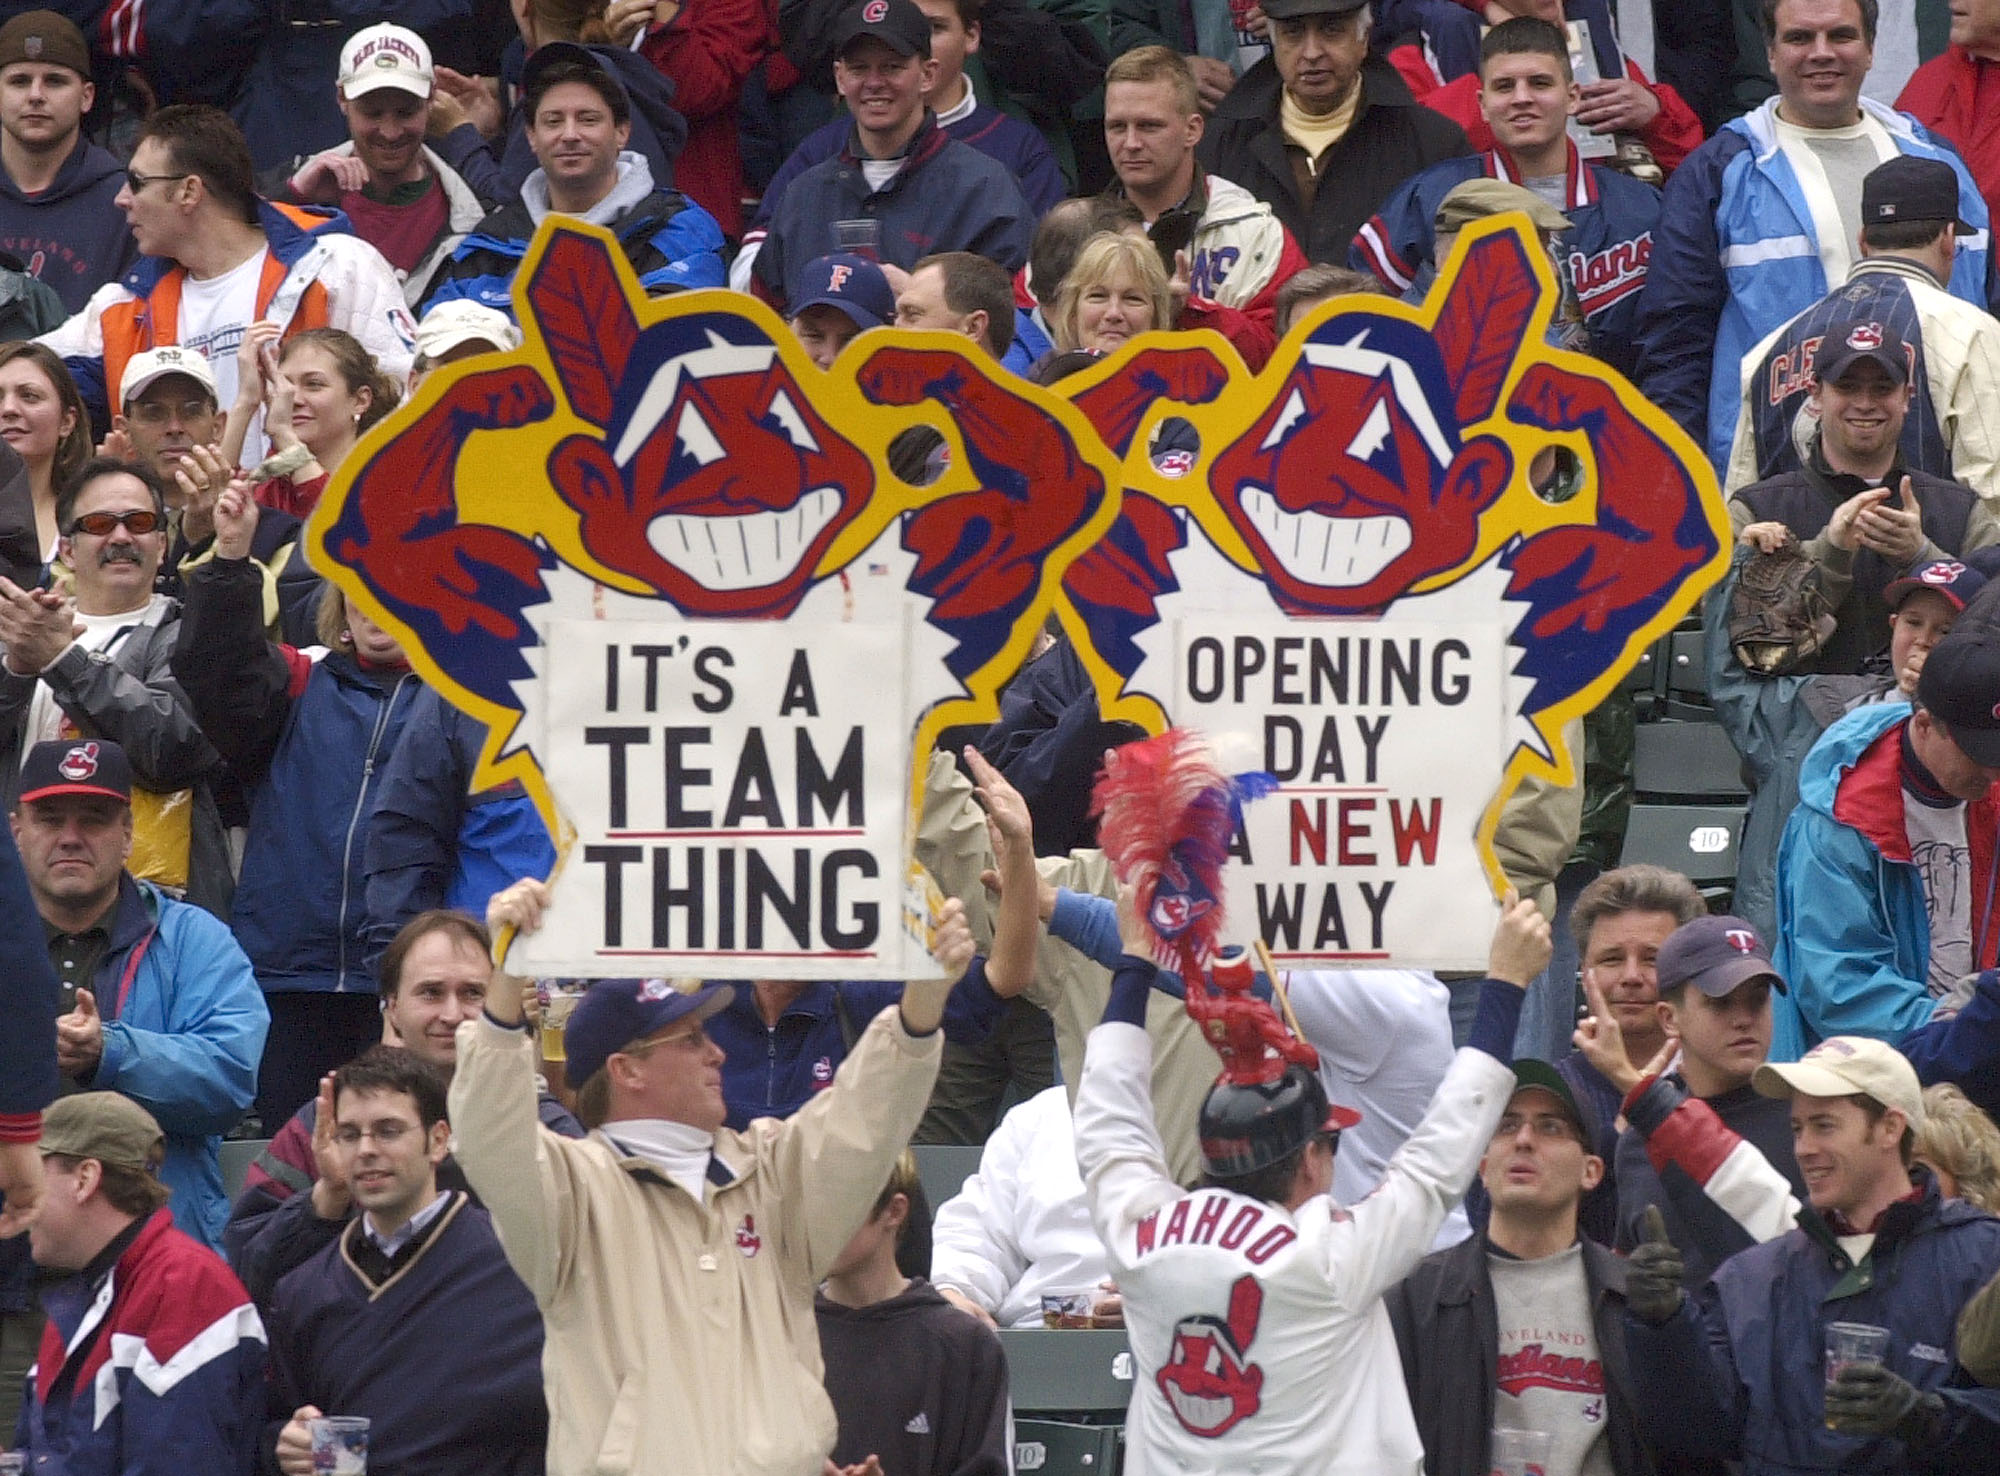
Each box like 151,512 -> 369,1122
173,250 -> 264,410
1771,113 -> 1896,290
21,595 -> 171,758
1905,788 -> 1974,1010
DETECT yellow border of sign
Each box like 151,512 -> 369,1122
305,217 -> 1131,884
1045,213 -> 1732,901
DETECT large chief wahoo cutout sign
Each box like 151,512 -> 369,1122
310,217 -> 1724,975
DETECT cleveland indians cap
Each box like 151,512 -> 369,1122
1814,315 -> 1910,388
792,253 -> 895,331
1754,1036 -> 1926,1131
18,739 -> 132,806
1655,915 -> 1786,999
833,0 -> 932,59
1917,627 -> 2000,768
563,977 -> 736,1088
1885,557 -> 1987,614
338,22 -> 435,100
1861,155 -> 1973,233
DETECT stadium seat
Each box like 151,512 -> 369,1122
913,1144 -> 985,1210
220,1138 -> 267,1203
1632,721 -> 1747,801
1013,1419 -> 1122,1472
1619,804 -> 1743,888
998,1329 -> 1134,1413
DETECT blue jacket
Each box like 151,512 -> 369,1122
423,163 -> 725,316
1624,1173 -> 2000,1473
81,877 -> 270,1250
713,962 -> 1007,1130
362,686 -> 557,974
1635,96 -> 1991,473
1772,701 -> 2000,1061
1353,143 -> 1660,379
752,114 -> 1035,310
1003,304 -> 1052,376
16,1209 -> 265,1476
173,557 -> 423,995
745,99 -> 1068,242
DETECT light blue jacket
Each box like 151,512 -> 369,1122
1638,96 -> 1990,474
1772,701 -> 1943,1060
87,878 -> 270,1250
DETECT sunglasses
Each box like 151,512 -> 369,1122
68,509 -> 162,537
123,168 -> 191,194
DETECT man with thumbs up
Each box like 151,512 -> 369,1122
7,737 -> 266,1254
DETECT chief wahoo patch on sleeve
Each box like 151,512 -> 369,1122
1157,1273 -> 1266,1437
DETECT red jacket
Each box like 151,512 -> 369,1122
640,0 -> 779,239
1391,48 -> 1705,175
1900,48 -> 2000,223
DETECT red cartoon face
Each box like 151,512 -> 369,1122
1210,329 -> 1492,613
1155,1274 -> 1265,1437
558,332 -> 876,617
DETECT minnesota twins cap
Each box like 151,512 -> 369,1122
1885,557 -> 1986,614
833,0 -> 932,59
1917,627 -> 2000,768
792,253 -> 895,331
564,977 -> 736,1088
18,739 -> 132,806
1814,315 -> 1909,387
1655,915 -> 1786,999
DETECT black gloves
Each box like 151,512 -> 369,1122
1825,1363 -> 1946,1445
1626,1205 -> 1686,1326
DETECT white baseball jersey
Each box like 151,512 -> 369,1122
1073,1020 -> 1513,1475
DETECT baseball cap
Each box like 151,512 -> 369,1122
1886,557 -> 1987,614
563,977 -> 736,1089
1260,0 -> 1367,21
1916,627 -> 2000,768
1509,1059 -> 1592,1142
1861,155 -> 1973,233
0,11 -> 90,78
1754,1035 -> 1926,1132
414,299 -> 522,360
1814,315 -> 1910,388
520,40 -> 630,113
339,23 -> 433,99
792,253 -> 895,331
1656,915 -> 1787,999
119,345 -> 218,407
18,739 -> 132,806
833,0 -> 932,59
40,1093 -> 165,1171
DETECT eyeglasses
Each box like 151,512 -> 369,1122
1492,1113 -> 1581,1143
123,169 -> 191,194
67,509 -> 161,537
127,399 -> 214,427
619,1025 -> 711,1060
332,1121 -> 418,1148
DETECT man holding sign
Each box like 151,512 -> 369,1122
449,877 -> 976,1476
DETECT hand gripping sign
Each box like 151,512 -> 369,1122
310,222 -> 1120,976
308,215 -> 1725,976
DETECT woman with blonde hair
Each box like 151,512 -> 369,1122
1915,1083 -> 2000,1211
223,326 -> 402,518
1040,229 -> 1276,374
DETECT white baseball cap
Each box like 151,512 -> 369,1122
414,299 -> 521,360
338,23 -> 434,100
120,345 -> 218,406
1754,1036 -> 1927,1132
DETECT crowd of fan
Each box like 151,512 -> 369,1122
3,0 -> 2000,1472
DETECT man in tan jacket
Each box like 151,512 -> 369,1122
449,878 -> 973,1476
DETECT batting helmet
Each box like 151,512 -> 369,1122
1198,1064 -> 1362,1179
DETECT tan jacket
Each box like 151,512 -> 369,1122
917,750 -> 1223,1184
449,1008 -> 943,1476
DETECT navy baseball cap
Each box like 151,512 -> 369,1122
833,0 -> 931,58
18,739 -> 131,806
792,253 -> 895,331
1917,627 -> 2000,768
563,977 -> 735,1089
1862,155 -> 1973,233
1815,315 -> 1910,387
1656,915 -> 1786,999
520,41 -> 630,112
1886,557 -> 1987,614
